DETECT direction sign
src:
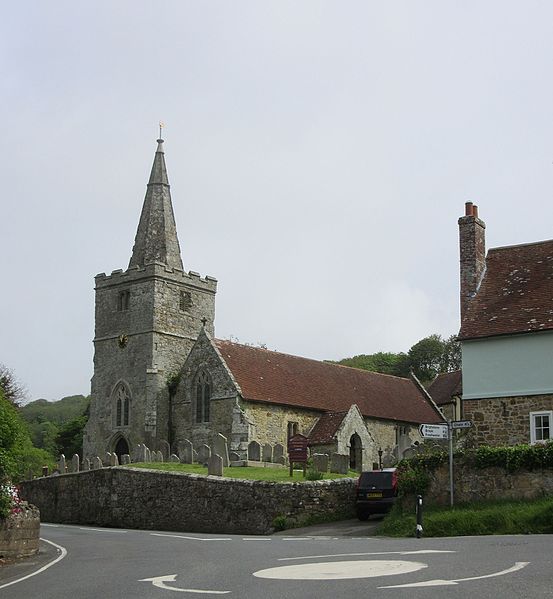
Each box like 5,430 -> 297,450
419,423 -> 449,439
451,420 -> 473,429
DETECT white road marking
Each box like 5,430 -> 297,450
140,574 -> 230,594
0,538 -> 67,590
79,527 -> 127,533
281,537 -> 316,541
379,561 -> 530,588
41,523 -> 59,527
253,560 -> 427,580
278,549 -> 455,561
151,533 -> 232,542
242,537 -> 272,541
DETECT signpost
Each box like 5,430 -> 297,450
287,434 -> 308,476
418,420 -> 473,507
418,424 -> 448,439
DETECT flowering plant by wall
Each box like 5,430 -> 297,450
0,483 -> 22,519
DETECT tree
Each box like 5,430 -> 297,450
0,364 -> 27,405
440,334 -> 462,373
407,334 -> 445,383
55,415 -> 88,458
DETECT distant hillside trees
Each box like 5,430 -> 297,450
20,395 -> 90,459
336,334 -> 461,384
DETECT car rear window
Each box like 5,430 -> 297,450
359,471 -> 395,489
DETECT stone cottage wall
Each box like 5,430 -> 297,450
463,394 -> 553,446
19,468 -> 356,534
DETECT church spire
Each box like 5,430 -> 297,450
129,138 -> 184,271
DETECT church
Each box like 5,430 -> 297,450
83,138 -> 443,470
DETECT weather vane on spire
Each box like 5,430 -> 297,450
159,121 -> 165,140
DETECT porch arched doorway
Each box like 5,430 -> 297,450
349,433 -> 362,472
114,437 -> 130,464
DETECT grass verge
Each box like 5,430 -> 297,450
127,462 -> 357,482
377,496 -> 553,537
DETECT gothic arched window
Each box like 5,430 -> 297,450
196,371 -> 211,423
114,383 -> 131,427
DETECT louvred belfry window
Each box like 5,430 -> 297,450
115,383 -> 131,427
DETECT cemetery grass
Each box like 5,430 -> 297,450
377,496 -> 553,537
128,462 -> 357,481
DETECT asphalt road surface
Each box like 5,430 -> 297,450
1,521 -> 551,598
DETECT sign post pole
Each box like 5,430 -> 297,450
448,421 -> 454,507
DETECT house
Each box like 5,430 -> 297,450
427,370 -> 462,422
458,202 -> 553,445
83,137 -> 444,469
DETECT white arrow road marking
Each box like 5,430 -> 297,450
278,549 -> 455,561
378,561 -> 530,588
151,533 -> 232,541
139,575 -> 231,594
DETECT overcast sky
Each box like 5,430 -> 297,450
2,1 -> 553,401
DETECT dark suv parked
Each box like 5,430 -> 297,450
355,468 -> 398,520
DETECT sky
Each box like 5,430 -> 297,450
2,1 -> 553,402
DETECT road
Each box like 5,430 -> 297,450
1,521 -> 551,598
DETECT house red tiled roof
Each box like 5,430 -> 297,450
459,240 -> 553,340
307,411 -> 348,445
427,370 -> 462,406
215,340 -> 443,424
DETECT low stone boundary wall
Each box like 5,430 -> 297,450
421,464 -> 553,506
19,468 -> 356,534
0,505 -> 40,558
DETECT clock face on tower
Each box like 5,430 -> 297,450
118,334 -> 128,348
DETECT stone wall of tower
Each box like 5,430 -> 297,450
83,264 -> 216,459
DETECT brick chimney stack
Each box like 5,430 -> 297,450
458,201 -> 486,323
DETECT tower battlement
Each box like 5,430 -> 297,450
95,263 -> 217,293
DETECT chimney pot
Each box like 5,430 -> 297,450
465,201 -> 474,216
473,205 -> 479,218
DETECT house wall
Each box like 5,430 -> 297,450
464,394 -> 553,446
462,330 -> 553,400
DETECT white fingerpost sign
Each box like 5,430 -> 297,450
418,424 -> 449,439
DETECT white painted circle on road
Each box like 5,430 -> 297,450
253,560 -> 427,580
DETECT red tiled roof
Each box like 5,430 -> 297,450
308,411 -> 348,445
459,240 -> 553,340
427,370 -> 462,406
215,340 -> 443,424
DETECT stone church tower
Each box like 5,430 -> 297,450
83,138 -> 217,460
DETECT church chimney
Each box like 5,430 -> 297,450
458,201 -> 486,323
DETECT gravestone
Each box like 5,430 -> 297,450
213,433 -> 230,467
169,454 -> 180,463
105,452 -> 112,465
402,447 -> 416,460
58,454 -> 66,474
110,453 -> 119,466
179,439 -> 194,464
274,455 -> 286,465
313,453 -> 329,473
145,447 -> 152,462
71,454 -> 80,473
156,451 -> 164,462
82,458 -> 91,471
273,444 -> 284,463
159,440 -> 170,461
330,453 -> 349,474
121,454 -> 131,465
92,457 -> 102,470
262,443 -> 273,463
197,444 -> 211,465
208,454 -> 224,477
229,451 -> 241,462
248,441 -> 261,461
151,450 -> 158,463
